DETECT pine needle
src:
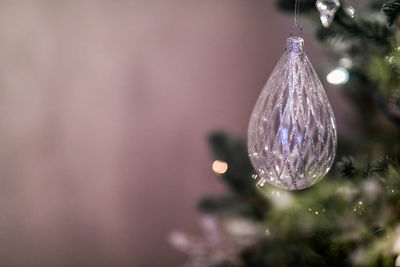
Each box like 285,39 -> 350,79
382,0 -> 400,26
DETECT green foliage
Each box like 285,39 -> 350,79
202,133 -> 269,220
207,132 -> 258,196
206,137 -> 400,266
317,8 -> 392,49
382,0 -> 400,26
391,88 -> 400,108
337,156 -> 357,178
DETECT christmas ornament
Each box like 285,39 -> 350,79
248,0 -> 337,190
316,0 -> 340,27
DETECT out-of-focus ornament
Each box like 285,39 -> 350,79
396,255 -> 400,267
316,0 -> 341,27
248,0 -> 337,190
168,216 -> 263,266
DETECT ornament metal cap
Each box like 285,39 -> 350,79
286,37 -> 304,53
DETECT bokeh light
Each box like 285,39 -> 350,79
212,160 -> 228,174
339,57 -> 352,69
345,6 -> 355,18
326,67 -> 349,85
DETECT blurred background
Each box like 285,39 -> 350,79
0,1 -> 353,266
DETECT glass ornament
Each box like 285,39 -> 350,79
248,37 -> 337,190
316,0 -> 341,27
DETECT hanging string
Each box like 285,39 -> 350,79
290,0 -> 302,37
294,0 -> 300,27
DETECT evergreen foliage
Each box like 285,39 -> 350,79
382,0 -> 400,26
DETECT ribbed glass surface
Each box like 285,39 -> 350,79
248,37 -> 337,190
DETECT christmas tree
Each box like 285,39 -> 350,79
170,1 -> 400,266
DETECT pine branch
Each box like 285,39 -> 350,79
382,0 -> 400,26
336,156 -> 357,178
198,194 -> 268,220
355,71 -> 400,128
390,89 -> 400,108
317,8 -> 391,48
369,155 -> 400,175
207,132 -> 257,196
371,0 -> 392,9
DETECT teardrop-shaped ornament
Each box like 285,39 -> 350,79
248,37 -> 337,190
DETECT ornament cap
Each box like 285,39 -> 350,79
286,37 -> 304,53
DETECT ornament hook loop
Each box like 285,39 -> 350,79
289,24 -> 303,37
291,0 -> 302,37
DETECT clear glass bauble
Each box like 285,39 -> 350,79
248,37 -> 337,190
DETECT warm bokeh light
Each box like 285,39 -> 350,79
326,67 -> 349,85
212,160 -> 228,174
